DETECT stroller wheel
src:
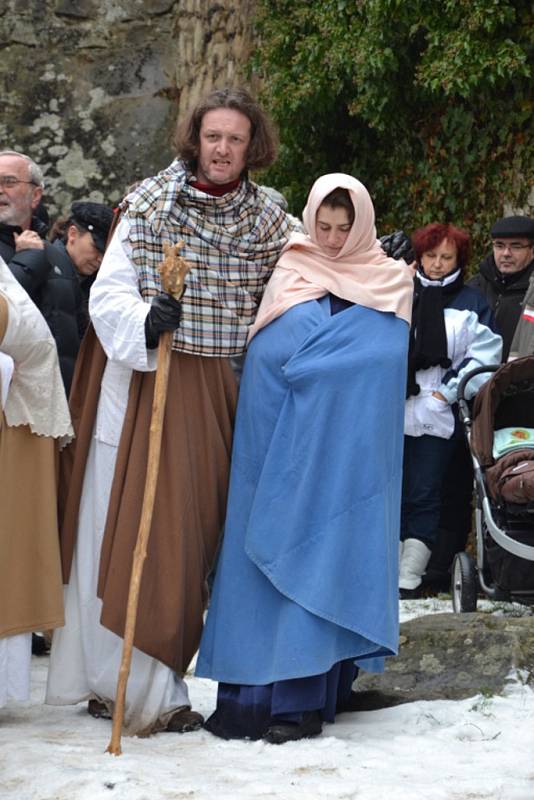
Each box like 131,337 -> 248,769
451,552 -> 477,613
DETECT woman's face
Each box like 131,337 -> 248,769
315,204 -> 352,257
420,238 -> 458,280
66,225 -> 103,276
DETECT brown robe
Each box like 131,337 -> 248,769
0,294 -> 64,639
60,327 -> 237,674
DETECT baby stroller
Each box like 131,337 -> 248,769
452,355 -> 534,612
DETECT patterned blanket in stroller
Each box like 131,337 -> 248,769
486,448 -> 534,505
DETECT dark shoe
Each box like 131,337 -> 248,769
32,633 -> 50,656
336,689 -> 402,713
263,711 -> 322,745
421,566 -> 451,595
87,699 -> 112,719
166,708 -> 204,733
399,585 -> 422,599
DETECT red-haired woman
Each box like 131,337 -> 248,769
400,223 -> 502,596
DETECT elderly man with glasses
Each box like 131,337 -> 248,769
467,215 -> 534,360
0,150 -> 47,263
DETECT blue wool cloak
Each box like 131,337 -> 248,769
196,297 -> 409,685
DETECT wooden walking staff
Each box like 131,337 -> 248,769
107,241 -> 191,756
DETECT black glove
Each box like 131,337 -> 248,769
144,293 -> 183,349
379,230 -> 415,263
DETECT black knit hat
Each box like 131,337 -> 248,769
490,215 -> 534,240
70,201 -> 114,253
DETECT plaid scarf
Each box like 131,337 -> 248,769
121,160 -> 292,357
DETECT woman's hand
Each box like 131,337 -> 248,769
431,390 -> 447,403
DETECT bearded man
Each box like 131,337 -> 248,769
46,87 -> 295,736
0,150 -> 46,262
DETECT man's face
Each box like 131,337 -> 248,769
196,108 -> 251,187
492,237 -> 534,275
0,154 -> 42,228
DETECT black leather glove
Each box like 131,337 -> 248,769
144,293 -> 183,349
379,230 -> 415,263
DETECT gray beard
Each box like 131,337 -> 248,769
0,208 -> 25,228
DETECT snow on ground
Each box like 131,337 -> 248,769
1,599 -> 534,800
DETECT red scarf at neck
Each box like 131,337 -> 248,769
190,178 -> 241,197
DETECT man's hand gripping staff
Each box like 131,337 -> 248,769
145,241 -> 191,348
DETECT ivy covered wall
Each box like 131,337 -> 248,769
252,0 -> 533,264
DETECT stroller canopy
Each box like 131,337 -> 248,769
471,356 -> 534,467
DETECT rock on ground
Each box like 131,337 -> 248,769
355,612 -> 534,706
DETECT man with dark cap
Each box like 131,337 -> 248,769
9,201 -> 114,393
467,215 -> 534,360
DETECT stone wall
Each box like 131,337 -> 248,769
0,0 -> 256,216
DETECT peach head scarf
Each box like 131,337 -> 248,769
248,173 -> 413,341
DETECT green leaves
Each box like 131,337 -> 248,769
252,0 -> 533,265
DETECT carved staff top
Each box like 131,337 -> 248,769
158,240 -> 191,300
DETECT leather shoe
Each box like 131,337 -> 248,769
263,711 -> 322,745
87,699 -> 112,719
166,708 -> 204,733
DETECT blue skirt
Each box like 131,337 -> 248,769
204,660 -> 358,740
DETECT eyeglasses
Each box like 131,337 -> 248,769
492,241 -> 532,253
0,176 -> 38,189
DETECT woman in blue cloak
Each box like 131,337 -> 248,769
196,173 -> 414,743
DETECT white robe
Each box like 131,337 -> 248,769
45,219 -> 190,735
0,633 -> 31,708
0,353 -> 20,710
0,350 -> 21,710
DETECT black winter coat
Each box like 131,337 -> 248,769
0,215 -> 49,263
467,254 -> 534,360
8,240 -> 95,393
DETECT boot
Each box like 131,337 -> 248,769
399,538 -> 431,596
166,708 -> 204,733
263,711 -> 322,745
